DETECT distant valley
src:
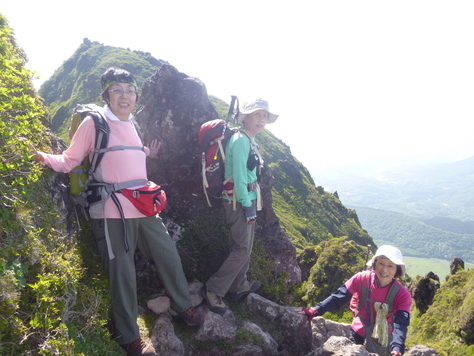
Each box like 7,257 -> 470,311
351,206 -> 474,263
310,155 -> 474,264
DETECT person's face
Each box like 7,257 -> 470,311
374,257 -> 397,287
242,110 -> 269,137
106,82 -> 137,121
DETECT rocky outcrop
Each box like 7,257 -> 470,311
134,64 -> 301,286
450,257 -> 464,275
411,272 -> 440,314
144,281 -> 440,356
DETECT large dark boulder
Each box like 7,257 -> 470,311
134,64 -> 300,291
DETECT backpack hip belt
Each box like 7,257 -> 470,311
224,180 -> 262,212
247,181 -> 259,192
90,178 -> 149,260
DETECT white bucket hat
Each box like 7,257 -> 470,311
236,98 -> 278,124
367,245 -> 406,277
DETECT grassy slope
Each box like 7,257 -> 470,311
407,267 -> 474,356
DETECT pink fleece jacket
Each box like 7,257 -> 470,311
40,106 -> 151,219
345,271 -> 412,337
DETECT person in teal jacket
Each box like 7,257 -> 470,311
201,98 -> 278,314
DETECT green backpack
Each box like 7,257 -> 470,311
68,104 -> 110,212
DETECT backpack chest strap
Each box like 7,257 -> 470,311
358,276 -> 401,326
94,145 -> 145,154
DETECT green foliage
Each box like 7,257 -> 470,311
296,237 -> 367,307
209,95 -> 230,120
422,216 -> 474,234
249,238 -> 295,303
0,16 -> 118,355
407,268 -> 474,355
67,321 -> 125,355
296,246 -> 320,281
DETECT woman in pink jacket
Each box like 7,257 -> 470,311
297,245 -> 412,356
32,67 -> 206,356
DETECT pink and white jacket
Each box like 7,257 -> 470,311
40,105 -> 151,219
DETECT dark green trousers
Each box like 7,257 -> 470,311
92,215 -> 191,345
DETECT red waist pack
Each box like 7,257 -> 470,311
121,182 -> 167,216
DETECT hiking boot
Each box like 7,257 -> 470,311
227,280 -> 262,302
121,338 -> 156,356
200,284 -> 228,315
169,304 -> 207,326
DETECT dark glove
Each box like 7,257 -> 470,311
296,307 -> 319,322
242,205 -> 257,222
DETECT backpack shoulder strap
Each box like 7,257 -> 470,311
357,271 -> 372,311
88,113 -> 146,174
88,111 -> 109,173
385,282 -> 401,315
131,117 -> 144,145
237,129 -> 264,168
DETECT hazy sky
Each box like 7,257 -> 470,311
3,1 -> 474,175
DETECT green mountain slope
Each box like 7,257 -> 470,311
353,206 -> 474,263
39,38 -> 166,141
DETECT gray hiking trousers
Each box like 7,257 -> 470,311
92,215 -> 192,345
206,200 -> 256,297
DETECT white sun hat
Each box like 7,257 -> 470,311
367,245 -> 406,277
236,98 -> 278,124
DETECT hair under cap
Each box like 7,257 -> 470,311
236,98 -> 278,124
366,245 -> 406,277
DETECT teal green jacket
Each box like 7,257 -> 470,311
223,131 -> 257,208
